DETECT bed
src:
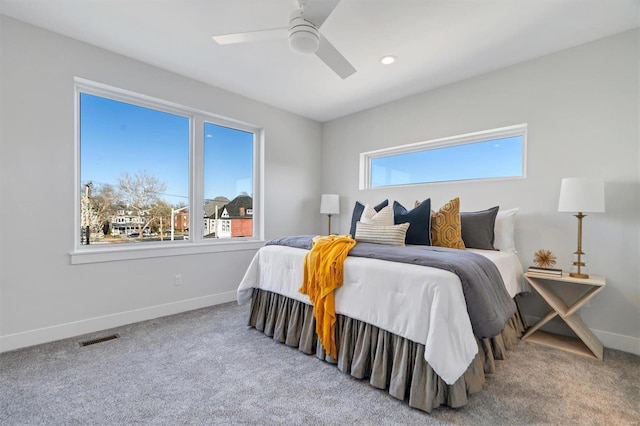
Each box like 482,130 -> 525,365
237,201 -> 526,413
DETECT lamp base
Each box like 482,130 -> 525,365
570,213 -> 590,279
569,272 -> 589,279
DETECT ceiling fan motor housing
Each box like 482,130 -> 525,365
288,9 -> 319,54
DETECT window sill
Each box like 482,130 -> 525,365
70,239 -> 265,265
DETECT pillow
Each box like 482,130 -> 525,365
430,197 -> 465,249
355,222 -> 410,246
393,198 -> 432,245
460,206 -> 499,250
360,204 -> 393,226
349,200 -> 388,237
494,208 -> 519,252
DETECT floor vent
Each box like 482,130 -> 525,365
79,334 -> 120,347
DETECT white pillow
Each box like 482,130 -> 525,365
494,208 -> 519,252
360,204 -> 393,226
355,222 -> 409,246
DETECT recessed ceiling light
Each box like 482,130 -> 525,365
380,55 -> 396,65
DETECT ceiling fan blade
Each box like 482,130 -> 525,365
212,28 -> 287,45
315,34 -> 356,79
302,0 -> 341,28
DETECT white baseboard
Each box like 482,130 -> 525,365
0,291 -> 237,353
5,301 -> 637,356
523,315 -> 640,356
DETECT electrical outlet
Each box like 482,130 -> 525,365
174,274 -> 182,286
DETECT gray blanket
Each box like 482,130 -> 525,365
266,235 -> 516,338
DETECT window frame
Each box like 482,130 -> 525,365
359,124 -> 527,190
72,78 -> 264,265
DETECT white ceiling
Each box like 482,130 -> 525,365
1,0 -> 638,122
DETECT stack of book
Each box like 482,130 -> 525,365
527,266 -> 563,276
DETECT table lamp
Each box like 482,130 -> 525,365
557,177 -> 605,278
320,194 -> 340,235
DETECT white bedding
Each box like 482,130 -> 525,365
467,249 -> 525,298
237,245 -> 524,385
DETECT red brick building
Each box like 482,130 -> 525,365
173,210 -> 189,232
216,195 -> 252,238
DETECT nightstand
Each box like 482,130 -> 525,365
522,272 -> 606,360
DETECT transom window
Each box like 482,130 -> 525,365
75,78 -> 260,259
360,124 -> 527,189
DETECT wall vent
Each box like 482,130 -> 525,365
79,333 -> 120,347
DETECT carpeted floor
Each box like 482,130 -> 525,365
1,302 -> 639,425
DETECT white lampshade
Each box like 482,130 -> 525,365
320,194 -> 340,215
558,178 -> 605,213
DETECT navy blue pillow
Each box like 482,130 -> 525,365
349,200 -> 388,237
393,199 -> 432,245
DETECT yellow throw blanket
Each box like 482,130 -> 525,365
299,234 -> 356,359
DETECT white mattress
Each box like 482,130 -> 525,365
237,245 -> 524,385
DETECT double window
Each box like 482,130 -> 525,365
75,79 -> 260,262
360,124 -> 527,189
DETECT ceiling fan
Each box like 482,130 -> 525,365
212,0 -> 356,79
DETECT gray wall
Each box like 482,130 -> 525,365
322,30 -> 640,354
0,17 -> 323,351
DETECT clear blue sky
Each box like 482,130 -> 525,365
80,93 -> 253,206
204,122 -> 253,201
371,136 -> 523,187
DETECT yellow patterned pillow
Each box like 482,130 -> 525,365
430,197 -> 465,249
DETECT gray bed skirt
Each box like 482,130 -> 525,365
247,288 -> 525,413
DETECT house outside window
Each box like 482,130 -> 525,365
214,195 -> 253,238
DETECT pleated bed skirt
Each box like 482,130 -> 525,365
248,288 -> 524,413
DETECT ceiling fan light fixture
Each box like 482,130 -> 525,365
289,29 -> 320,54
288,10 -> 320,54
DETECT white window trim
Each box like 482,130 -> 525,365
359,124 -> 527,190
71,78 -> 264,264
70,239 -> 265,265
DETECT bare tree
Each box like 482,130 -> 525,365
118,172 -> 167,237
80,182 -> 105,243
90,183 -> 118,236
149,200 -> 172,240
